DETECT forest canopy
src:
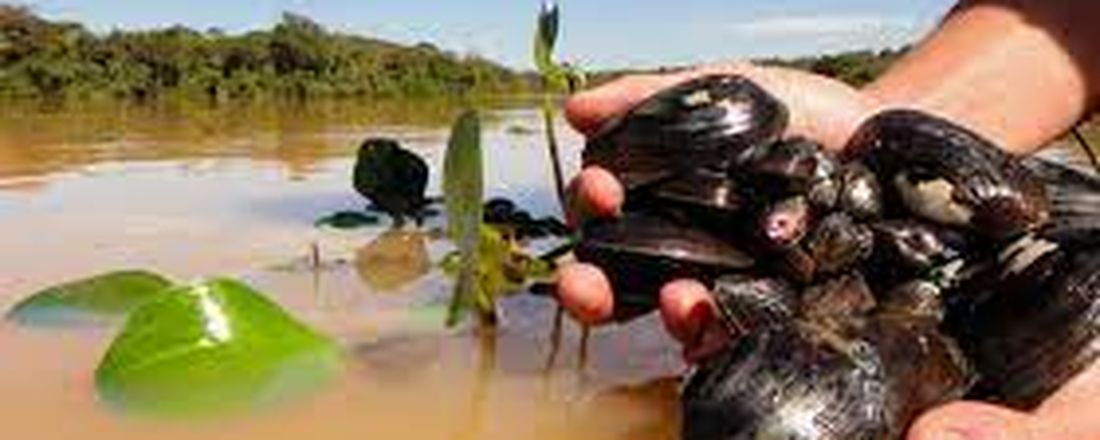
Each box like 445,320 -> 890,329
0,4 -> 907,103
0,5 -> 530,101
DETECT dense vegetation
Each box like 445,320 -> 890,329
0,5 -> 530,102
0,3 -> 911,104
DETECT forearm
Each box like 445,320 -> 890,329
862,0 -> 1100,154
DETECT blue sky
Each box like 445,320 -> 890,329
22,0 -> 956,69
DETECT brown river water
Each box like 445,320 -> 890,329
0,100 -> 684,440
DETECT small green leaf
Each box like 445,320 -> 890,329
6,270 -> 174,327
314,210 -> 380,229
96,278 -> 343,418
443,110 -> 484,327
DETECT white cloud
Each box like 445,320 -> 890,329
727,14 -> 921,39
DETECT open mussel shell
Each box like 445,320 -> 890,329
948,241 -> 1100,408
583,74 -> 789,189
683,316 -> 972,440
848,110 -> 1049,240
574,213 -> 755,320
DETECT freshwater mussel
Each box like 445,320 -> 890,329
574,73 -> 1100,439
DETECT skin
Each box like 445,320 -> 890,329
556,1 -> 1100,439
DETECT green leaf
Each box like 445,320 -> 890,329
6,270 -> 174,327
442,110 -> 484,327
314,210 -> 380,229
96,278 -> 343,418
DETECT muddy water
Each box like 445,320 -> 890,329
0,100 -> 684,440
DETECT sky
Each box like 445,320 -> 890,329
21,0 -> 957,69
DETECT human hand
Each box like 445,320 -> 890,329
907,360 -> 1100,440
555,62 -> 878,360
553,62 -> 1100,440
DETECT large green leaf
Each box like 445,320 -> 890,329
6,270 -> 174,327
442,110 -> 484,327
96,278 -> 343,417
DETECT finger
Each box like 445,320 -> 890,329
658,279 -> 729,362
566,166 -> 624,226
555,263 -> 614,324
908,401 -> 1034,440
564,71 -> 701,136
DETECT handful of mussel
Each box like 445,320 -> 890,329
574,74 -> 1100,439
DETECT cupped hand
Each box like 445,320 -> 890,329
555,62 -> 877,360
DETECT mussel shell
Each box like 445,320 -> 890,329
837,162 -> 884,220
628,168 -> 747,226
738,137 -> 839,205
949,242 -> 1100,408
803,212 -> 875,277
1022,157 -> 1100,245
877,279 -> 947,321
759,196 -> 813,249
800,272 -> 877,324
867,220 -> 966,283
683,325 -> 890,440
710,275 -> 798,335
683,316 -> 971,440
575,213 -> 755,320
584,74 -> 788,189
848,110 -> 1049,239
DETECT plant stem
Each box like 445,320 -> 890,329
541,94 -> 569,209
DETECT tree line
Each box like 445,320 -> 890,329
0,4 -> 910,103
0,5 -> 530,102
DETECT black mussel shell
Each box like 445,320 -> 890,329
1022,157 -> 1100,245
863,315 -> 975,432
683,317 -> 972,440
683,325 -> 890,440
711,275 -> 798,335
353,138 -> 430,224
629,168 -> 747,225
949,241 -> 1100,408
584,74 -> 788,189
804,212 -> 875,277
575,213 -> 755,320
848,110 -> 1049,239
838,162 -> 884,220
739,137 -> 840,206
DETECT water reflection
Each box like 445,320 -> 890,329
354,229 -> 431,293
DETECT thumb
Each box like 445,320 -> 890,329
907,401 -> 1035,440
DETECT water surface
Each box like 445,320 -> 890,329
0,100 -> 684,440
